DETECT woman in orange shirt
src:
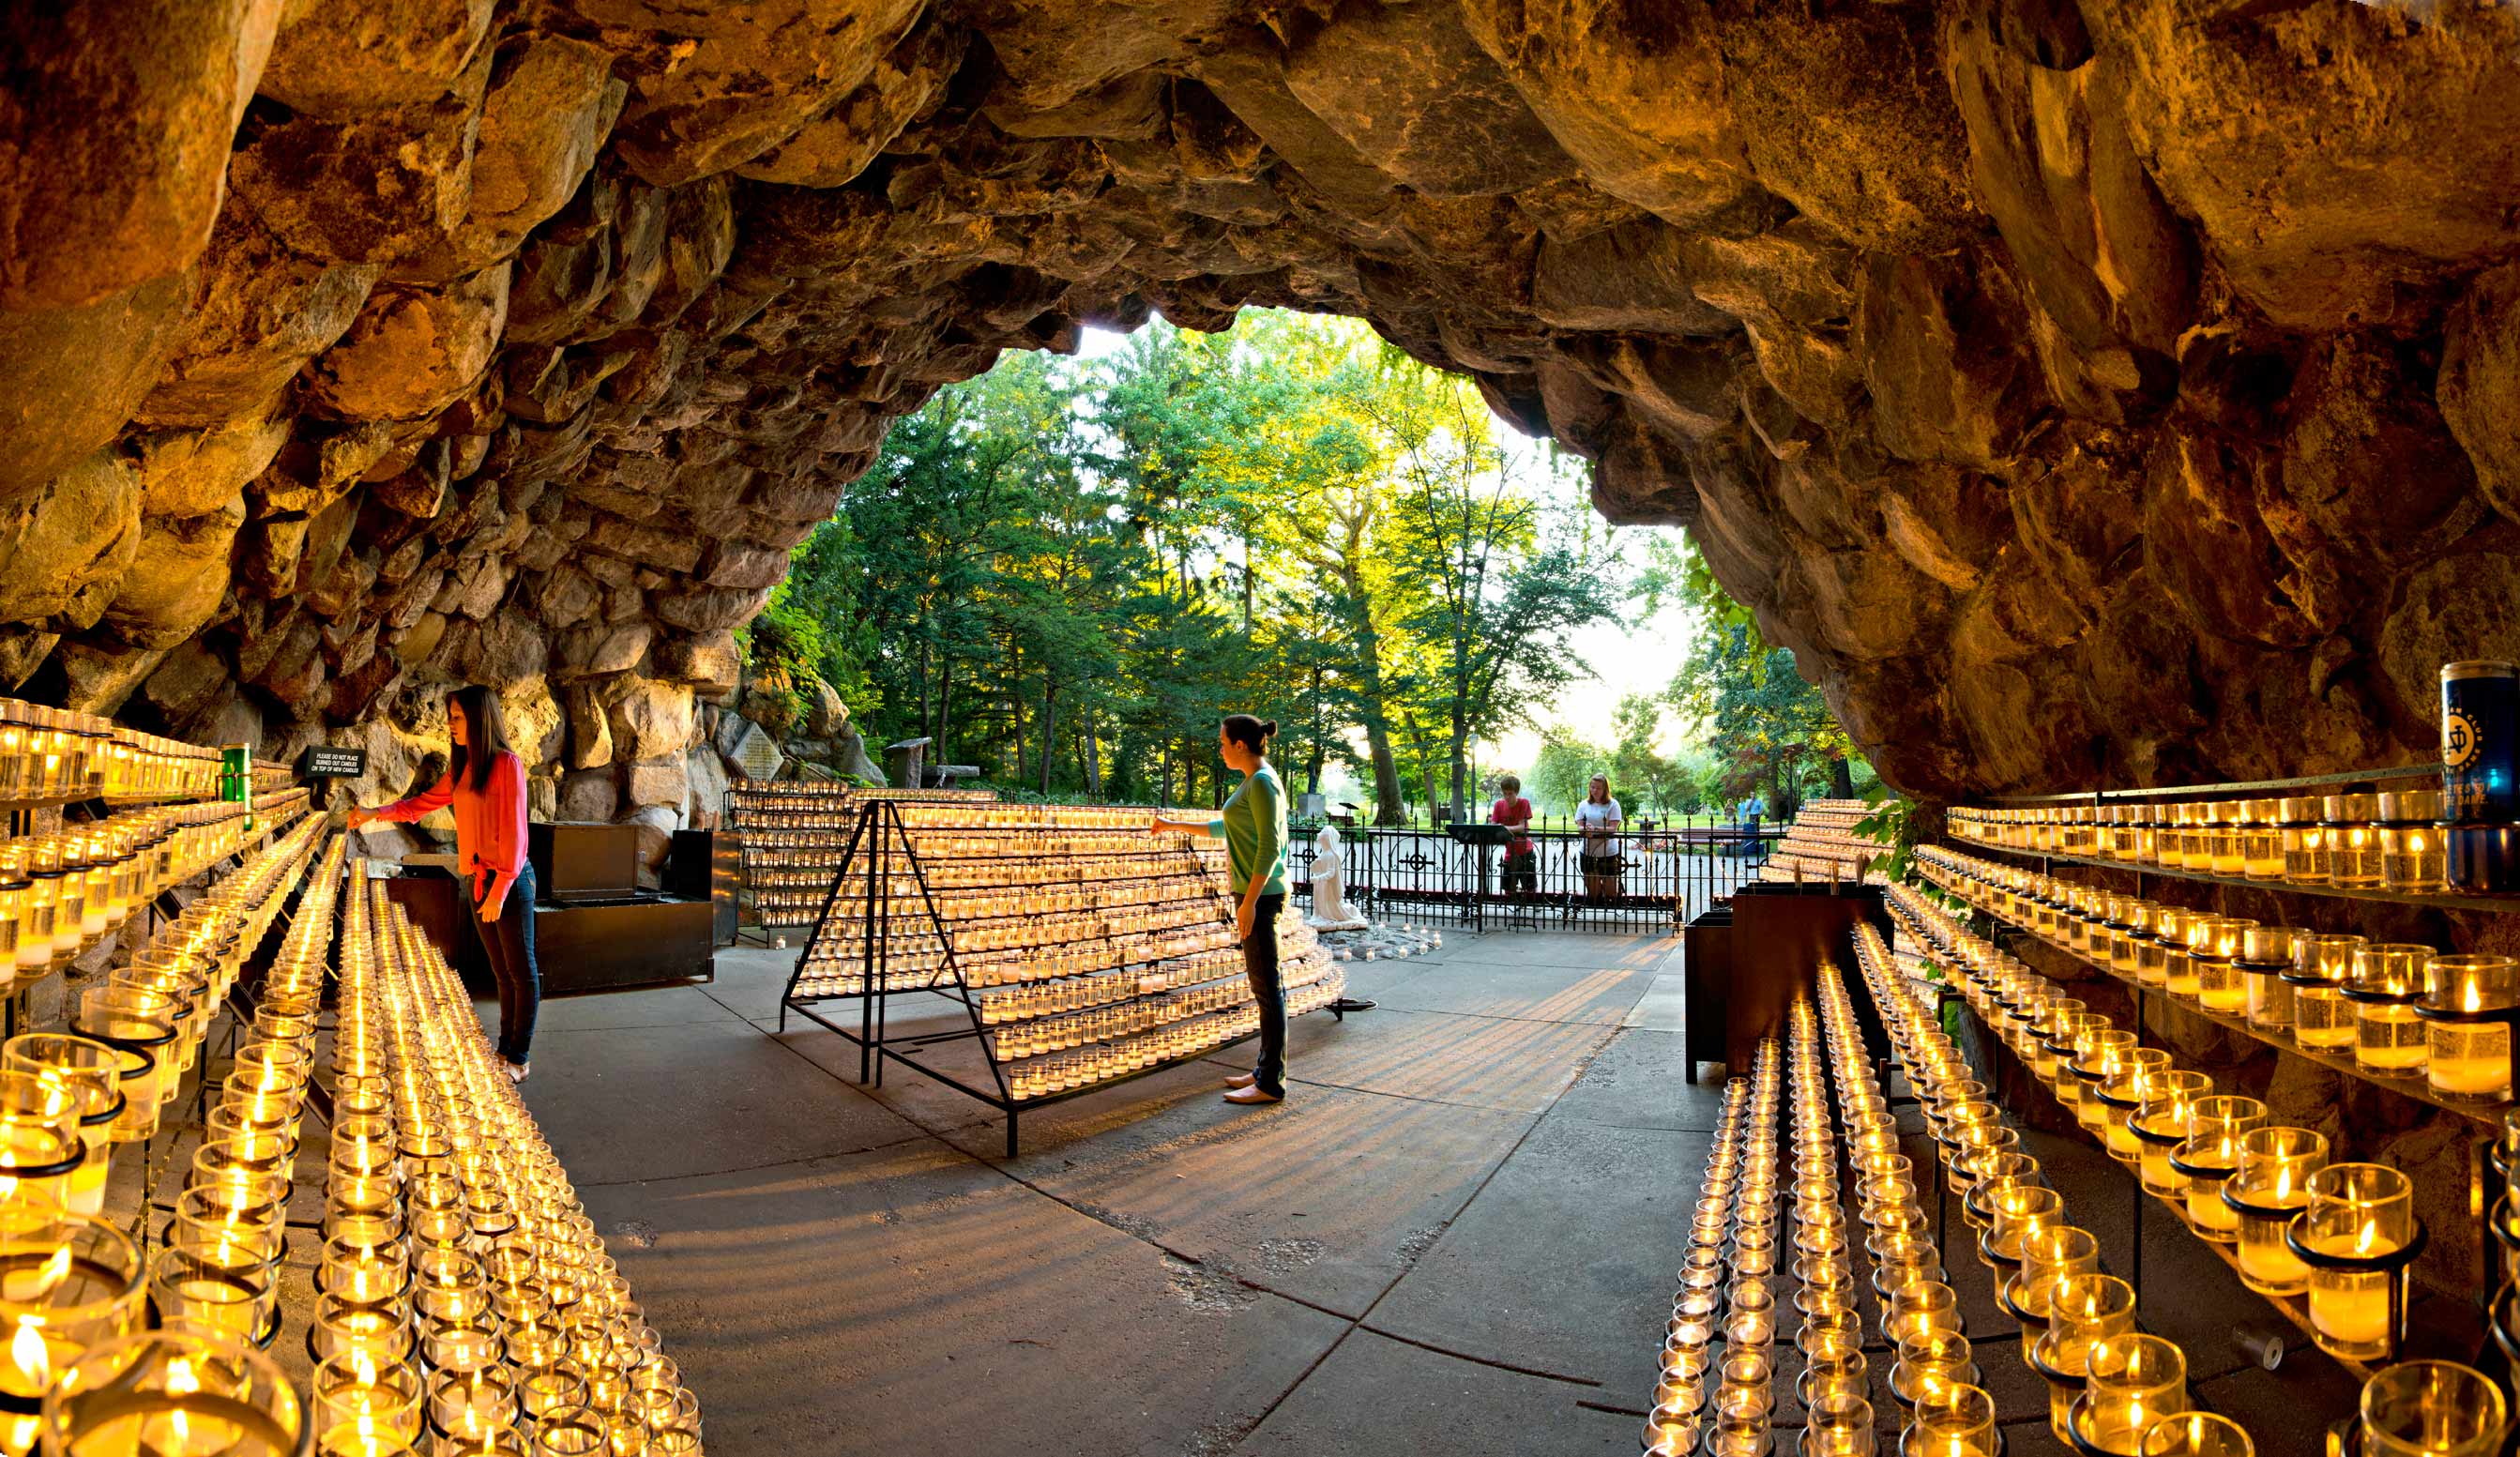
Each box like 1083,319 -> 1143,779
1490,774 -> 1536,895
348,686 -> 539,1082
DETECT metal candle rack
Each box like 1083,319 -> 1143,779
1918,759 -> 2520,1396
779,798 -> 1346,1157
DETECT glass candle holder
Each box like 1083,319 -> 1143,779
2168,917 -> 2215,999
2279,797 -> 2329,886
1892,1327 -> 1975,1406
2239,801 -> 2285,880
2351,948 -> 2432,1076
149,1225 -> 277,1343
1984,1185 -> 2065,1267
67,1005 -> 168,1143
2422,954 -> 2518,1100
41,1329 -> 305,1457
0,1213 -> 145,1448
2100,1050 -> 2169,1162
2174,1096 -> 2266,1239
2133,1071 -> 2212,1199
2,1034 -> 122,1216
2037,1273 -> 2137,1441
2359,1359 -> 2510,1457
1905,1382 -> 1996,1457
311,1292 -> 416,1366
428,1365 -> 516,1447
2138,909 -> 2177,988
1796,1328 -> 1866,1408
2085,1334 -> 2188,1456
2301,1163 -> 2416,1363
2327,797 -> 2385,888
2071,1032 -> 2138,1138
313,1350 -> 424,1455
2139,1413 -> 2254,1457
2227,1127 -> 2327,1298
1801,1391 -> 1874,1457
2011,1224 -> 2101,1362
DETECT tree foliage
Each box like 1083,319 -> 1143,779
758,311 -> 1639,815
1662,537 -> 1871,818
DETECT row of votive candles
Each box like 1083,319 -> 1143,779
1642,1039 -> 1776,1455
1846,924 -> 2254,1457
1814,966 -> 2014,1457
0,794 -> 309,988
1886,887 -> 2417,1364
0,817 -> 328,1455
1883,895 -> 2517,1456
1949,789 -> 2460,891
1000,964 -> 1345,1101
0,700 -> 238,806
346,873 -> 702,1456
1916,847 -> 2519,1100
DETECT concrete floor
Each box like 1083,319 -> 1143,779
511,931 -> 2367,1457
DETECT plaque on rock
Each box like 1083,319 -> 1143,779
726,718 -> 785,782
299,746 -> 369,779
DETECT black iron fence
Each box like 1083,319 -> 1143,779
1288,818 -> 1787,933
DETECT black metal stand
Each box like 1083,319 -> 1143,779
778,801 -> 1345,1158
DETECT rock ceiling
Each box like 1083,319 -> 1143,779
6,0 -> 2519,812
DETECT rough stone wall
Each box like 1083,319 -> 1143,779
5,0 -> 2518,826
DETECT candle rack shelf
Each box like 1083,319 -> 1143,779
1884,887 -> 2497,1395
779,797 -> 1343,1157
1950,838 -> 2520,918
723,782 -> 1004,941
1914,852 -> 2512,1130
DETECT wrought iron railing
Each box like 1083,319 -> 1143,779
1287,820 -> 1789,933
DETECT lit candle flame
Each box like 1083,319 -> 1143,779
9,1320 -> 46,1386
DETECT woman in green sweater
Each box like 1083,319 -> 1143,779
1151,714 -> 1290,1104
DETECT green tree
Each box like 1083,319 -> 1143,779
1658,534 -> 1869,819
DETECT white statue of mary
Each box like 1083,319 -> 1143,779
1306,824 -> 1370,931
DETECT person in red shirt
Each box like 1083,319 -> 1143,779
347,685 -> 539,1082
1490,774 -> 1537,896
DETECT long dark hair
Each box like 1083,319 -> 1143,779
447,685 -> 511,792
1222,714 -> 1277,756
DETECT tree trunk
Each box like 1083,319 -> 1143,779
1083,716 -> 1102,799
1037,678 -> 1057,796
1008,641 -> 1026,789
1338,562 -> 1408,826
916,636 -> 931,745
1830,756 -> 1854,799
1306,663 -> 1326,797
935,656 -> 954,772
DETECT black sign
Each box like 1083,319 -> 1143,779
298,747 -> 368,780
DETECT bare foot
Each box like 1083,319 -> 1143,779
1224,1071 -> 1256,1089
1222,1085 -> 1283,1105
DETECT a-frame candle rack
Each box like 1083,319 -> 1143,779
778,797 -> 1346,1155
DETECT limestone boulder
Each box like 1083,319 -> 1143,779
2086,0 -> 2520,329
606,675 -> 696,763
104,498 -> 247,648
0,454 -> 144,628
0,0 -> 280,311
256,0 -> 494,116
304,265 -> 511,420
0,277 -> 190,503
653,630 -> 741,700
226,46 -> 490,266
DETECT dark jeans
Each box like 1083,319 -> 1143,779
1502,847 -> 1537,895
1241,892 -> 1287,1096
476,859 -> 541,1065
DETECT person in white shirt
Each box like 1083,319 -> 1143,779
1574,775 -> 1624,899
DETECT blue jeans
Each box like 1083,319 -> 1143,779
476,860 -> 540,1064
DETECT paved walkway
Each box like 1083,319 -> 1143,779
514,931 -> 2359,1456
520,932 -> 1700,1455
